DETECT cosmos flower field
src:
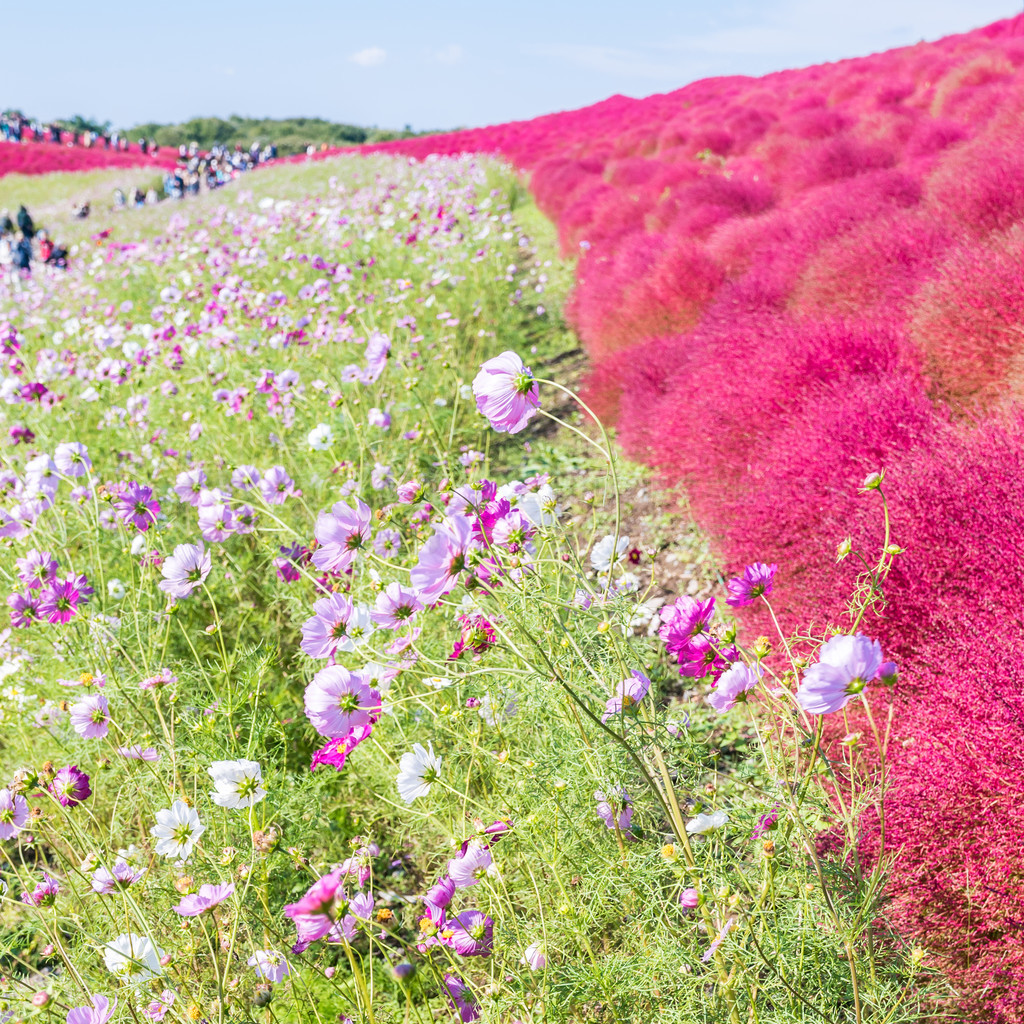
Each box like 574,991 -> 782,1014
3,12 -> 1024,1024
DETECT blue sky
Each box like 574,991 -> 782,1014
4,1 -> 1020,131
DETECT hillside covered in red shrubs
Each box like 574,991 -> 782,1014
364,14 -> 1024,1021
0,139 -> 173,178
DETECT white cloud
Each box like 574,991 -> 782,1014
434,43 -> 463,65
351,47 -> 386,67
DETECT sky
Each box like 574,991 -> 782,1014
4,0 -> 1020,131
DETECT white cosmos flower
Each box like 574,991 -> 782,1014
686,810 -> 730,834
518,485 -> 562,527
207,759 -> 266,809
396,742 -> 442,804
591,533 -> 629,574
150,799 -> 205,860
107,578 -> 126,601
103,932 -> 164,983
334,603 -> 375,653
307,423 -> 334,450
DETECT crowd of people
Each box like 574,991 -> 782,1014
2,111 -> 157,155
0,205 -> 68,278
114,140 -> 278,208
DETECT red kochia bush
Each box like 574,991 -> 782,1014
0,141 -> 174,177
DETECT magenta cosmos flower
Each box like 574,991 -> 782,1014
158,541 -> 211,598
304,666 -> 380,738
49,764 -> 92,806
796,634 -> 887,714
446,909 -> 495,957
172,881 -> 235,916
37,577 -> 83,623
284,869 -> 346,950
472,351 -> 540,434
310,723 -> 374,772
706,663 -> 762,713
443,974 -> 480,1022
311,498 -> 372,573
113,482 -> 160,532
602,670 -> 650,722
69,694 -> 110,738
725,562 -> 778,607
659,596 -> 715,657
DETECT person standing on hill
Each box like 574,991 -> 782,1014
0,210 -> 13,237
16,206 -> 34,239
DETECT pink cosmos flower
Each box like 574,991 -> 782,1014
396,480 -> 424,503
15,549 -> 58,589
53,442 -> 92,478
258,466 -> 296,505
21,871 -> 60,906
173,469 -> 207,506
69,694 -> 110,739
443,974 -> 480,1022
311,498 -> 372,573
172,882 -> 235,916
7,590 -> 41,627
112,482 -> 160,532
725,562 -> 778,607
304,666 -> 380,738
91,858 -> 146,894
0,788 -> 29,839
796,634 -> 887,714
659,596 -> 716,656
424,874 -> 456,917
300,592 -> 354,658
310,723 -> 374,772
448,841 -> 493,888
198,503 -> 235,543
284,869 -> 346,950
248,950 -> 289,983
594,788 -> 633,832
144,991 -> 175,1021
49,765 -> 91,806
410,515 -> 478,604
706,663 -> 762,713
472,351 -> 540,434
67,995 -> 116,1024
37,578 -> 82,623
601,670 -> 651,722
446,910 -> 494,957
679,888 -> 700,911
373,528 -> 401,558
158,541 -> 211,598
116,746 -> 161,761
371,582 -> 423,629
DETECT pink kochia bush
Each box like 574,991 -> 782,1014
358,13 -> 1024,1017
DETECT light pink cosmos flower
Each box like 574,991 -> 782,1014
198,503 -> 235,543
796,634 -> 887,715
371,582 -> 423,630
158,541 -> 211,599
66,994 -> 116,1024
116,746 -> 161,761
410,515 -> 478,604
0,788 -> 29,839
69,694 -> 110,739
248,950 -> 290,983
53,442 -> 92,478
304,666 -> 380,738
92,858 -> 146,894
300,592 -> 354,659
472,351 -> 540,434
706,663 -> 762,714
602,670 -> 651,722
311,498 -> 372,573
144,991 -> 175,1021
448,840 -> 493,888
172,882 -> 235,916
